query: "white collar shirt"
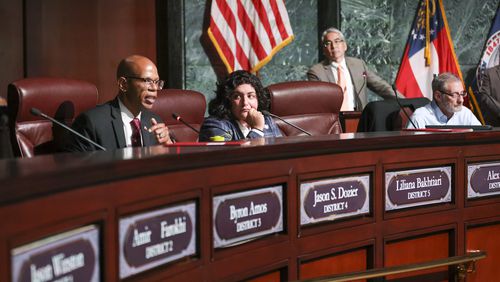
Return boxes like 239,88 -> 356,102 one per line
407,100 -> 481,129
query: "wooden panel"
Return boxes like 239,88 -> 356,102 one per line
300,248 -> 367,281
341,111 -> 362,133
466,223 -> 500,281
24,0 -> 156,103
344,117 -> 360,133
0,0 -> 24,101
246,270 -> 281,282
385,232 -> 449,280
2,132 -> 500,280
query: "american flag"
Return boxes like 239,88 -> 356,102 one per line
395,0 -> 463,100
208,0 -> 294,73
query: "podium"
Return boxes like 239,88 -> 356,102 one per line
1,130 -> 500,281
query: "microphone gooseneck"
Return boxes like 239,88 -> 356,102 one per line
391,85 -> 418,129
354,71 -> 367,111
172,113 -> 200,134
30,107 -> 107,151
261,110 -> 312,136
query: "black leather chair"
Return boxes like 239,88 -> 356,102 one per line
357,97 -> 430,132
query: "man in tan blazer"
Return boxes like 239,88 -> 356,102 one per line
307,27 -> 396,111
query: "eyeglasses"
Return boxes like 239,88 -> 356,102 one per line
439,90 -> 467,98
125,77 -> 165,89
323,39 -> 344,48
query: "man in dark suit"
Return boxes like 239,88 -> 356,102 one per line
307,27 -> 397,111
64,55 -> 173,152
478,64 -> 500,126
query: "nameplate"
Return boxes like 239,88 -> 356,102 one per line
300,174 -> 370,226
119,201 -> 196,279
213,185 -> 283,248
468,161 -> 500,199
11,225 -> 100,282
385,166 -> 452,211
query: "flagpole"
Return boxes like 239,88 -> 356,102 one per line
424,0 -> 431,66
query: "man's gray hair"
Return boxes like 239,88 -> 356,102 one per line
432,72 -> 461,92
321,27 -> 345,42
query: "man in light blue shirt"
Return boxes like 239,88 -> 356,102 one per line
407,73 -> 481,129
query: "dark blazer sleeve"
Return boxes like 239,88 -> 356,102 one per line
63,100 -> 121,152
246,116 -> 282,139
199,117 -> 236,141
478,66 -> 500,126
199,116 -> 281,141
140,110 -> 165,146
264,115 -> 282,138
63,112 -> 99,152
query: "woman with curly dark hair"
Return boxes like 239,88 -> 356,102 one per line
199,70 -> 282,141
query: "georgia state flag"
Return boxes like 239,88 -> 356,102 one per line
395,0 -> 463,99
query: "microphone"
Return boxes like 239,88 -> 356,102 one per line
391,85 -> 418,129
261,110 -> 312,136
30,108 -> 106,151
172,113 -> 200,134
353,71 -> 367,111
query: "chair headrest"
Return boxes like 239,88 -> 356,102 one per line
152,89 -> 206,125
8,77 -> 98,123
268,81 -> 343,116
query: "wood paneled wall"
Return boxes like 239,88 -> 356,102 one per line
0,0 -> 24,105
1,0 -> 156,103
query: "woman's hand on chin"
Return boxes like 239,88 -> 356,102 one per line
245,108 -> 265,131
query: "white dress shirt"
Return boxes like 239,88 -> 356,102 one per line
407,100 -> 481,129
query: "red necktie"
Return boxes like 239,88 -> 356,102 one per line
130,118 -> 142,147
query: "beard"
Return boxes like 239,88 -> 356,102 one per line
443,102 -> 462,114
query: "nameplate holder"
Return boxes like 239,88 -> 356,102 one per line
300,174 -> 370,226
118,201 -> 196,279
468,161 -> 500,199
11,225 -> 100,282
385,166 -> 452,211
213,185 -> 283,248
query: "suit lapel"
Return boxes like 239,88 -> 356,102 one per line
345,58 -> 361,92
322,60 -> 336,83
110,98 -> 126,149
